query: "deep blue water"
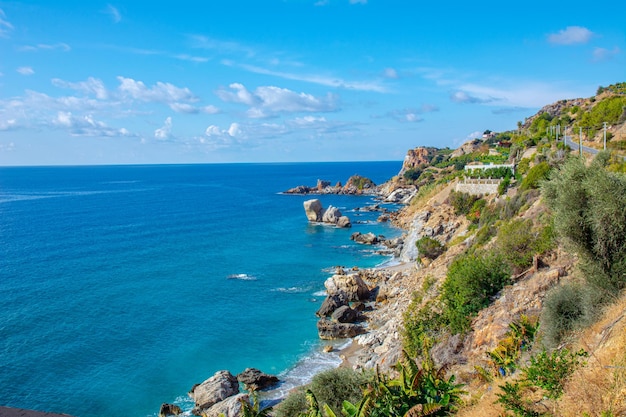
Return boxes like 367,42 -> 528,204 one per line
0,162 -> 402,417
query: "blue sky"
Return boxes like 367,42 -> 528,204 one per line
0,1 -> 624,165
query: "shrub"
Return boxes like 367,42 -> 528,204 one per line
448,190 -> 481,216
520,161 -> 551,190
403,168 -> 421,182
496,218 -> 554,271
442,252 -> 510,333
403,297 -> 443,358
523,348 -> 588,400
415,236 -> 445,260
540,283 -> 586,348
274,368 -> 372,417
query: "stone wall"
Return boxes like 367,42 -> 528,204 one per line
455,178 -> 501,195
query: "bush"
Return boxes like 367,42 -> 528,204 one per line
403,168 -> 422,182
442,252 -> 510,333
540,283 -> 586,348
496,218 -> 554,271
520,161 -> 551,190
448,190 -> 481,216
415,236 -> 445,260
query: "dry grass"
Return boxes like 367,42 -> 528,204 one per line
455,293 -> 626,417
556,294 -> 626,416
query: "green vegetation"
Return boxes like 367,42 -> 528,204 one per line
496,348 -> 587,416
447,190 -> 481,216
541,152 -> 626,345
441,252 -> 510,333
519,161 -> 551,190
274,368 -> 373,417
577,96 -> 626,137
415,236 -> 445,260
495,218 -> 554,271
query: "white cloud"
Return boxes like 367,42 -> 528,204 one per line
547,26 -> 593,45
0,119 -> 18,131
154,117 -> 173,140
52,111 -> 131,137
190,35 -> 256,57
450,90 -> 496,104
17,67 -> 35,76
205,123 -> 245,139
290,116 -> 327,126
216,83 -> 338,117
0,141 -> 16,151
105,4 -> 122,23
168,102 -> 220,114
117,77 -> 197,104
0,9 -> 13,38
20,43 -> 71,52
592,46 -> 621,62
383,68 -> 399,79
232,62 -> 388,93
52,77 -> 109,100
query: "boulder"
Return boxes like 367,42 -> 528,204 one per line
324,274 -> 371,301
303,199 -> 323,222
189,370 -> 239,414
317,318 -> 365,340
236,368 -> 279,391
350,232 -> 381,245
316,292 -> 349,317
159,403 -> 182,417
322,206 -> 342,223
337,216 -> 352,228
203,393 -> 248,417
331,305 -> 359,323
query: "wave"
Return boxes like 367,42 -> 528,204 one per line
271,286 -> 312,294
227,273 -> 257,281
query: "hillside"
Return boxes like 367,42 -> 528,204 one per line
268,82 -> 626,417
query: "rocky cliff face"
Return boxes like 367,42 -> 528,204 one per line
399,147 -> 433,176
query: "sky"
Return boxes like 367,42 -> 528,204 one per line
0,1 -> 624,166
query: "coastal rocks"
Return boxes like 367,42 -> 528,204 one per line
398,147 -> 435,177
303,199 -> 351,228
317,318 -> 365,339
159,403 -> 182,417
324,273 -> 371,302
203,393 -> 248,417
285,176 -> 379,195
316,292 -> 348,317
304,199 -> 324,222
331,305 -> 359,323
188,371 -> 239,415
385,188 -> 416,204
350,232 -> 382,245
236,368 -> 279,391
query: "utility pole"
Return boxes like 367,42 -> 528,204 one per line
556,124 -> 559,143
579,127 -> 583,157
604,122 -> 607,150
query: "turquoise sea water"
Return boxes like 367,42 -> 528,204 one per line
0,162 -> 402,417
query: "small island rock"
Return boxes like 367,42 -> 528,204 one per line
303,199 -> 323,222
236,368 -> 279,391
188,370 -> 239,415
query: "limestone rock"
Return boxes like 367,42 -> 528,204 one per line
350,232 -> 381,245
322,206 -> 342,223
236,368 -> 279,391
203,393 -> 248,417
399,147 -> 433,176
316,292 -> 349,317
303,199 -> 323,222
331,305 -> 359,323
317,318 -> 365,340
337,216 -> 352,228
324,274 -> 371,302
159,403 -> 182,417
189,370 -> 239,414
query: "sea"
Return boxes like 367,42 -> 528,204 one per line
0,161 -> 403,417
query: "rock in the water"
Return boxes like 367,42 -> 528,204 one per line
317,318 -> 365,340
316,292 -> 349,317
331,305 -> 359,323
236,368 -> 279,391
159,403 -> 182,417
203,393 -> 249,417
303,199 -> 323,222
350,232 -> 381,245
324,274 -> 371,301
189,370 -> 239,415
322,205 -> 342,224
337,216 -> 352,228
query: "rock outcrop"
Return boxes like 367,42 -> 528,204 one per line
236,368 -> 279,391
303,199 -> 351,228
399,147 -> 433,176
324,273 -> 371,302
285,176 -> 378,195
350,232 -> 382,245
202,393 -> 248,417
317,318 -> 365,339
159,403 -> 182,417
188,371 -> 240,416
